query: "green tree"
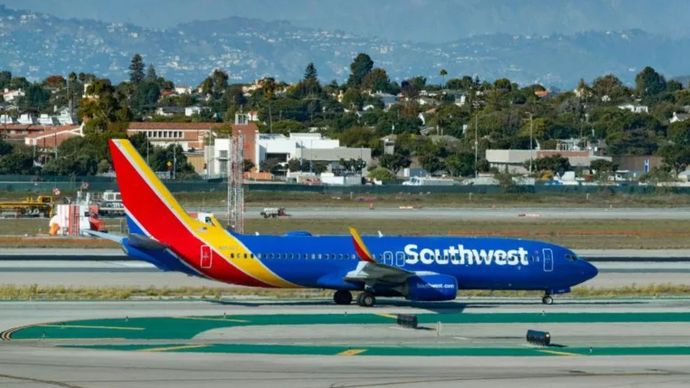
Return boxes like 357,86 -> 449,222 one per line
592,74 -> 629,101
0,71 -> 11,89
361,68 -> 392,93
0,147 -> 34,174
145,65 -> 157,82
347,53 -> 373,87
444,153 -> 474,177
533,155 -> 571,175
129,54 -> 145,84
439,68 -> 448,87
635,66 -> 666,97
341,88 -> 364,110
339,127 -> 378,148
304,62 -> 317,82
42,137 -> 102,176
419,154 -> 444,174
367,167 -> 396,183
400,78 -> 421,99
339,158 -> 366,172
379,153 -> 410,173
19,84 -> 50,112
0,139 -> 13,156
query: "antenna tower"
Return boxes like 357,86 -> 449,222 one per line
227,133 -> 245,233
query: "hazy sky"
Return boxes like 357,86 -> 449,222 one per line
2,0 -> 689,42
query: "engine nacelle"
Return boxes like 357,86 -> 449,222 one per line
405,274 -> 458,301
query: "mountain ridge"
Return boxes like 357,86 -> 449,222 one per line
1,4 -> 689,88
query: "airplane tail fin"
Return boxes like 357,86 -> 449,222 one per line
108,139 -> 193,242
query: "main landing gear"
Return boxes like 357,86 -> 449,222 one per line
333,290 -> 353,305
542,293 -> 553,305
333,290 -> 377,307
357,291 -> 376,307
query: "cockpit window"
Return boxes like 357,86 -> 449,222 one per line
565,253 -> 577,261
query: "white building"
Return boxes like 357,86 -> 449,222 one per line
2,88 -> 24,102
184,106 -> 210,117
56,108 -> 77,125
670,111 -> 690,124
38,114 -> 58,126
0,114 -> 15,124
174,86 -> 192,95
257,133 -> 340,162
17,113 -> 37,125
205,132 -> 371,178
618,103 -> 649,114
486,149 -> 612,174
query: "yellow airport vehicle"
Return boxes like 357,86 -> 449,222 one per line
0,195 -> 54,218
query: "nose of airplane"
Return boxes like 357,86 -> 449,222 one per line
581,260 -> 598,282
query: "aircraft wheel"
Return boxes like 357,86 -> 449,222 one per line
333,290 -> 352,305
542,295 -> 553,305
358,292 -> 376,307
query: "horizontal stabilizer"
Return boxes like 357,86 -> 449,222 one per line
127,233 -> 169,251
83,230 -> 124,244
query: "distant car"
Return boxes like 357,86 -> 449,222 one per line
260,207 -> 288,218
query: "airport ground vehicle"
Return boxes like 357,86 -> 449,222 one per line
90,139 -> 598,307
0,195 -> 53,217
260,207 -> 288,218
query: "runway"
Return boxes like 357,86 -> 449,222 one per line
2,299 -> 690,387
1,258 -> 688,287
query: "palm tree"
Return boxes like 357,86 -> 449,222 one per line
439,68 -> 448,89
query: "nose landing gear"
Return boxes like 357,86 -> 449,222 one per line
542,293 -> 553,305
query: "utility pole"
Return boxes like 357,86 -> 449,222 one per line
474,113 -> 479,178
226,128 -> 231,224
172,146 -> 177,180
529,112 -> 534,174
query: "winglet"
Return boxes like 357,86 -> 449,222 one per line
349,227 -> 376,262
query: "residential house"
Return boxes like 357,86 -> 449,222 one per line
154,106 -> 185,117
618,103 -> 649,114
184,106 -> 209,117
24,125 -> 83,149
17,113 -> 37,125
174,86 -> 192,95
670,111 -> 690,124
2,88 -> 24,102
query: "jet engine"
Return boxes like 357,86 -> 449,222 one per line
405,274 -> 458,301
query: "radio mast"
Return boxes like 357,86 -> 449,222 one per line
227,131 -> 245,233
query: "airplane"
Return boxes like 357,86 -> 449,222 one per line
91,139 -> 598,307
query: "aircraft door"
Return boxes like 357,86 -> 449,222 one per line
383,251 -> 394,266
395,251 -> 406,267
200,245 -> 212,269
542,248 -> 553,272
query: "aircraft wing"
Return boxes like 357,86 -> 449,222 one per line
345,227 -> 414,285
344,260 -> 413,285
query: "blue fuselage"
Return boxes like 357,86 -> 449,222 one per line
234,233 -> 597,294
